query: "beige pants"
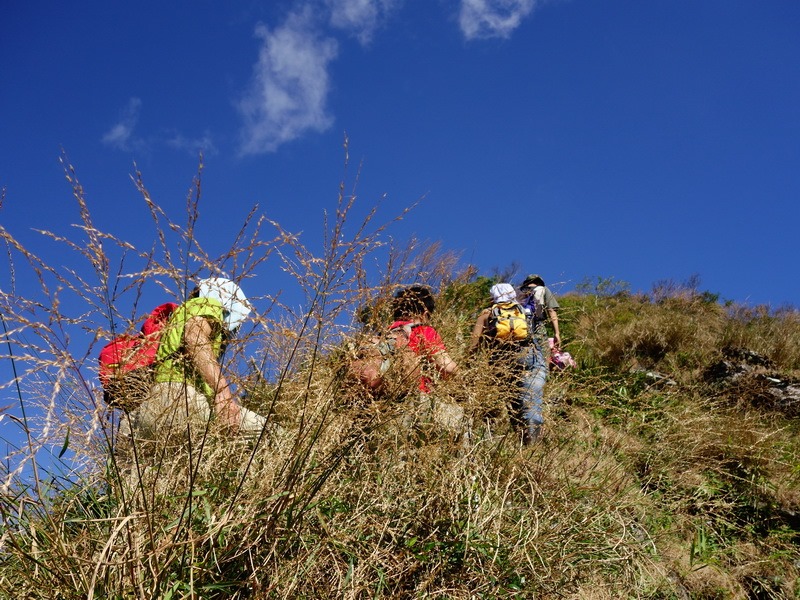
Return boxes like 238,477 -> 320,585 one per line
400,393 -> 471,437
121,381 -> 267,444
114,382 -> 271,499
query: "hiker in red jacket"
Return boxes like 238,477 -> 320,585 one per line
389,286 -> 458,392
387,286 -> 468,436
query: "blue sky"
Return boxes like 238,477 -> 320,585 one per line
2,0 -> 799,310
2,0 -> 799,483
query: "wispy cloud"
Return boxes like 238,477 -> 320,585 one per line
237,9 -> 339,155
101,97 -> 142,150
234,0 -> 540,153
166,131 -> 218,156
458,0 -> 537,40
326,0 -> 402,45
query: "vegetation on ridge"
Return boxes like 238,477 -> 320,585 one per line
0,160 -> 798,599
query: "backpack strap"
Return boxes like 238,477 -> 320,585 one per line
387,322 -> 422,348
491,302 -> 525,317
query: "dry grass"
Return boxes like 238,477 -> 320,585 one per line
1,154 -> 798,599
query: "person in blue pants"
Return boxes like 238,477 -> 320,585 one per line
517,274 -> 561,443
469,276 -> 561,445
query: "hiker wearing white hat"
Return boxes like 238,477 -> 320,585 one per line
124,277 -> 267,444
469,277 -> 561,445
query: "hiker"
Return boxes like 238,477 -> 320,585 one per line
357,286 -> 463,434
389,286 -> 465,435
517,274 -> 561,441
389,286 -> 459,391
469,276 -> 560,444
121,277 -> 267,444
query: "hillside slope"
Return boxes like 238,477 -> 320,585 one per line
1,278 -> 799,599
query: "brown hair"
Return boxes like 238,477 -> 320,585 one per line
391,286 -> 435,320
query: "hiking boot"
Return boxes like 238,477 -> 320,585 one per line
523,424 -> 542,446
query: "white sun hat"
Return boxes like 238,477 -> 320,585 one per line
489,283 -> 517,304
196,277 -> 251,332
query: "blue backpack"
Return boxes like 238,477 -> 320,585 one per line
522,286 -> 546,324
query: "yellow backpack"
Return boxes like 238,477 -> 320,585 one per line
488,302 -> 529,342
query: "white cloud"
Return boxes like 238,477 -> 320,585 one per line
327,0 -> 402,45
166,131 -> 218,156
237,9 -> 339,155
459,0 -> 537,40
234,0 -> 540,153
101,98 -> 142,150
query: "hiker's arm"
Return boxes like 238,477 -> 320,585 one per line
548,308 -> 561,349
432,350 -> 458,378
352,354 -> 386,391
468,311 -> 489,354
184,316 -> 241,431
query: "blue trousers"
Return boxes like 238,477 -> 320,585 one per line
513,339 -> 547,441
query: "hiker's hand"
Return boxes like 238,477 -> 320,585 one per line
215,392 -> 241,434
553,334 -> 562,350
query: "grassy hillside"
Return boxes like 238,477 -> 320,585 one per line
1,165 -> 798,599
2,279 -> 798,599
